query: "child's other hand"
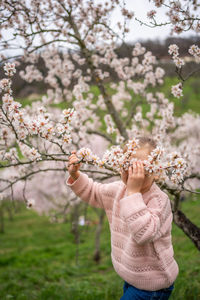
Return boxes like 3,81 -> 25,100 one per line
120,168 -> 128,185
127,161 -> 145,195
67,150 -> 81,181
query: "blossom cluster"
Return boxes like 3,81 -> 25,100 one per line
26,198 -> 36,209
0,78 -> 12,94
147,10 -> 156,19
3,63 -> 16,77
0,63 -> 77,163
151,0 -> 200,34
76,148 -> 102,167
168,44 -> 185,69
76,138 -> 187,185
17,141 -> 42,162
0,63 -> 16,94
168,44 -> 184,99
104,114 -> 116,134
168,43 -> 200,99
171,83 -> 183,99
188,45 -> 200,64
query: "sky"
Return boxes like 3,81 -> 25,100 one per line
111,0 -> 196,43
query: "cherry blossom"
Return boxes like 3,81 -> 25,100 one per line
26,198 -> 36,209
171,83 -> 183,98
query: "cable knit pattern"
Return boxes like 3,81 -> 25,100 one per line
66,172 -> 179,291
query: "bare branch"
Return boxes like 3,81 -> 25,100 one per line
87,129 -> 115,144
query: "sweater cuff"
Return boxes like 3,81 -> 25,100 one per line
66,172 -> 88,194
120,193 -> 147,219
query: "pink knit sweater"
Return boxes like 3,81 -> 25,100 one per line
66,172 -> 179,291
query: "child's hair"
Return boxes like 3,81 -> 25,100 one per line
122,135 -> 157,155
137,136 -> 157,154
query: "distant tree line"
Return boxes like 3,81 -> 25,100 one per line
1,36 -> 199,98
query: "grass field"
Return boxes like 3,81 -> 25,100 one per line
0,197 -> 200,300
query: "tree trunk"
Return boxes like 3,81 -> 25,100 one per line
83,202 -> 89,233
173,209 -> 200,251
93,209 -> 105,263
6,206 -> 13,221
170,192 -> 200,251
70,204 -> 80,266
67,13 -> 128,140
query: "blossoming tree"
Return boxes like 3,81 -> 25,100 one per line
0,0 -> 200,250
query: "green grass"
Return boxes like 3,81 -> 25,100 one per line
0,198 -> 199,300
16,76 -> 200,116
157,76 -> 200,115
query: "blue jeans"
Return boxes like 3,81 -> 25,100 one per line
120,281 -> 174,300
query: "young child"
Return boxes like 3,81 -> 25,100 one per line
66,136 -> 179,300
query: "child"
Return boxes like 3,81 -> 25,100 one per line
66,136 -> 178,300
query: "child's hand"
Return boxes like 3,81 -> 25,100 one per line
120,168 -> 128,184
126,161 -> 145,195
67,150 -> 81,181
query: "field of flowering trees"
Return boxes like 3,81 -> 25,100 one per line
0,0 -> 200,299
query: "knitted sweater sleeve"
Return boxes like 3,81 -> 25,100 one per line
120,191 -> 172,245
66,171 -> 119,210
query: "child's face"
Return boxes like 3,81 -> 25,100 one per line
120,146 -> 155,185
131,146 -> 150,161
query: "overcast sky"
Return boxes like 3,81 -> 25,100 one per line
112,0 -> 196,43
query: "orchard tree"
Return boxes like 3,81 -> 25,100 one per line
0,0 -> 200,252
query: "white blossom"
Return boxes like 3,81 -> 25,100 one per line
26,198 -> 35,209
171,83 -> 183,98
